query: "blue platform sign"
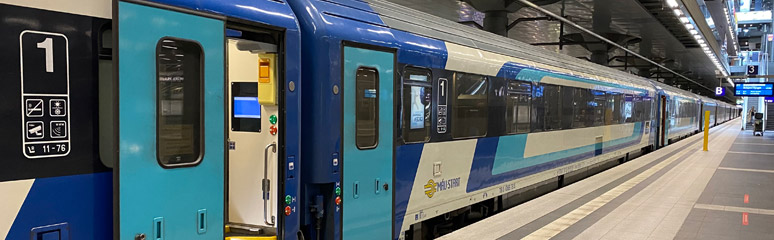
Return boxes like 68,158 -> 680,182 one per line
715,87 -> 725,96
734,83 -> 774,96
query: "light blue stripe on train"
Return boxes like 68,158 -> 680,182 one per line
492,123 -> 643,175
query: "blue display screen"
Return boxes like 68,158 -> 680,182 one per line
234,97 -> 261,118
734,83 -> 774,96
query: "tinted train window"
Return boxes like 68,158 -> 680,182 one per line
544,84 -> 562,130
624,94 -> 634,122
452,72 -> 488,138
506,81 -> 531,134
156,38 -> 203,167
356,67 -> 379,149
591,90 -> 606,126
531,84 -> 545,132
402,67 -> 432,143
607,92 -> 624,124
571,88 -> 591,128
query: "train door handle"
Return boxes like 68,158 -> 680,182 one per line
375,178 -> 380,194
263,142 -> 277,225
353,181 -> 359,199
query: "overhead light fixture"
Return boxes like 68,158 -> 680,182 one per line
666,0 -> 678,8
700,43 -> 707,48
679,17 -> 689,23
685,24 -> 694,30
690,29 -> 699,35
673,9 -> 682,16
698,39 -> 705,44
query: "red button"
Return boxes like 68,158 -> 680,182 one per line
285,206 -> 292,216
270,125 -> 278,135
335,196 -> 341,205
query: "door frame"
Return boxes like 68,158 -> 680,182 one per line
223,21 -> 289,234
659,95 -> 667,147
339,40 -> 397,240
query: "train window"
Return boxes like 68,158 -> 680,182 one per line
624,94 -> 634,122
591,90 -> 606,126
607,92 -> 623,125
356,67 -> 379,149
506,81 -> 531,134
571,88 -> 591,128
452,72 -> 488,138
561,86 -> 574,129
156,38 -> 203,167
531,83 -> 545,132
402,67 -> 432,143
544,84 -> 562,130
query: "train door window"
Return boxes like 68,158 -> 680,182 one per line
452,72 -> 488,138
156,38 -> 203,167
544,84 -> 562,130
506,81 -> 531,134
356,67 -> 379,149
402,67 -> 432,143
531,83 -> 545,132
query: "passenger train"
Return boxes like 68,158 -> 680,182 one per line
0,0 -> 739,239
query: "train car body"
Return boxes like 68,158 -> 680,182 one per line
651,82 -> 701,143
2,0 -> 304,239
0,1 -> 112,239
286,0 -> 661,239
0,0 -> 741,240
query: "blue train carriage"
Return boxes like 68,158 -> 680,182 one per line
650,82 -> 701,144
698,96 -> 719,128
285,0 -> 656,239
0,1 -> 112,239
113,0 -> 303,239
0,0 -> 299,239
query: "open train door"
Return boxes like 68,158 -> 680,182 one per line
115,1 -> 226,239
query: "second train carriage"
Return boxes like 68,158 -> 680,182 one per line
287,0 -> 738,239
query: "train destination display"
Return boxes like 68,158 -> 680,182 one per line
734,83 -> 774,96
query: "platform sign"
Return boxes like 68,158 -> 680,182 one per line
20,30 -> 71,158
734,83 -> 774,96
715,87 -> 725,96
747,65 -> 759,75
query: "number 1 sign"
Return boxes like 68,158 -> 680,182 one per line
20,30 -> 71,159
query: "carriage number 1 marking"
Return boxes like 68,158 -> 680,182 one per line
37,38 -> 54,72
437,78 -> 448,134
20,30 -> 71,159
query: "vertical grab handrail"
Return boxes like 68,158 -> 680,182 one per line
263,142 -> 277,225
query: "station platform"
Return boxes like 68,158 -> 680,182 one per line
440,119 -> 774,240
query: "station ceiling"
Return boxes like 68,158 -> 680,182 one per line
385,0 -> 736,100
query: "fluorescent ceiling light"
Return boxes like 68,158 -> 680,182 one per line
690,29 -> 699,35
673,9 -> 682,16
698,39 -> 705,44
680,17 -> 689,23
666,0 -> 678,8
685,24 -> 694,30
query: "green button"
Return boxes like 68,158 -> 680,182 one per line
335,187 -> 341,196
285,195 -> 292,204
270,115 -> 278,125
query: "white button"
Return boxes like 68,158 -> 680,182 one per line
288,162 -> 295,171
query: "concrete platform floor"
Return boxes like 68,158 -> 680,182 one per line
440,119 -> 773,240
